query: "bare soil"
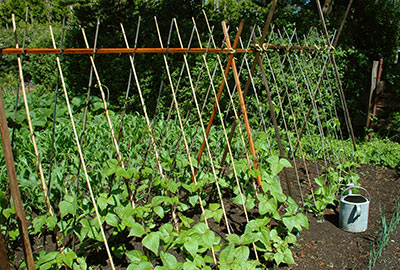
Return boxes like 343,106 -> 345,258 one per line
281,163 -> 400,270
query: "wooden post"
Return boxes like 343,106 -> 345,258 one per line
373,59 -> 384,117
366,60 -> 379,138
367,58 -> 384,141
0,88 -> 35,270
0,230 -> 10,270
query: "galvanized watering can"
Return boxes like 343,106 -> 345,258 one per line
339,185 -> 370,233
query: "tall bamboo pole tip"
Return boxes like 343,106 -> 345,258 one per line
11,14 -> 16,30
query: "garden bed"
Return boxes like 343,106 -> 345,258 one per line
283,163 -> 400,269
9,162 -> 400,269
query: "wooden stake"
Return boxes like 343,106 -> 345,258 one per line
0,231 -> 10,270
0,88 -> 35,270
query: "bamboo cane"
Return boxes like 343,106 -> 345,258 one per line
49,26 -> 116,270
191,17 -> 260,261
155,16 -> 233,234
12,14 -> 55,217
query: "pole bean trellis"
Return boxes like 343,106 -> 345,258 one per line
0,1 -> 357,268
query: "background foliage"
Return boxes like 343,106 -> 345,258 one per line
1,0 -> 400,136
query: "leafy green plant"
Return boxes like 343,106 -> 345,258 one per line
304,161 -> 360,215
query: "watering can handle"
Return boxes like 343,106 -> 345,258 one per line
340,186 -> 371,201
354,205 -> 361,219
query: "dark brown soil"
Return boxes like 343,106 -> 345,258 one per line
280,163 -> 400,270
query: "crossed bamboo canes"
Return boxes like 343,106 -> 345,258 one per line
48,26 -> 116,269
120,19 -> 221,263
12,15 -> 54,219
259,27 -> 316,206
119,23 -> 183,233
80,28 -> 137,209
155,16 -> 235,236
297,29 -> 342,168
4,6 -> 356,267
190,17 -> 260,260
200,13 -> 254,185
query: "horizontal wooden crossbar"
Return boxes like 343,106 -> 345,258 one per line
0,45 -> 328,55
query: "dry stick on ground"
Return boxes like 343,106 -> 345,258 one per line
0,89 -> 33,270
49,26 -> 116,270
191,17 -> 260,261
154,16 -> 232,235
81,28 -> 136,209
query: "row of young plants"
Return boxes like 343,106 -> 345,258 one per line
1,90 -> 310,269
2,86 -> 399,268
